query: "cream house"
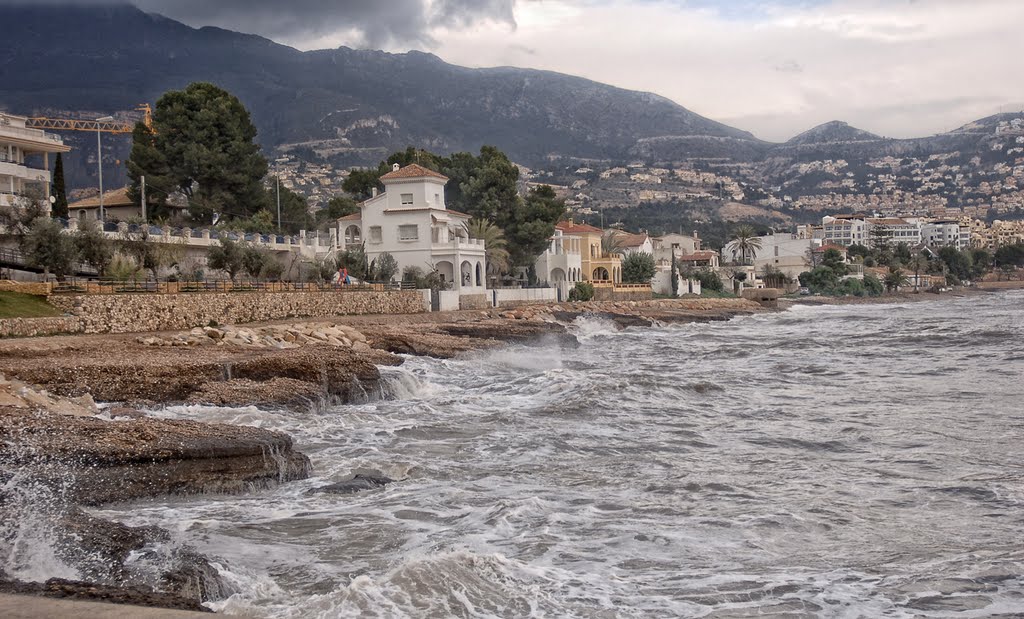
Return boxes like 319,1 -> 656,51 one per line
337,163 -> 487,295
0,112 -> 69,209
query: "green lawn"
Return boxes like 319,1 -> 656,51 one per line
0,291 -> 61,318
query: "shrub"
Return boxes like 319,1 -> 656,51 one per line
694,268 -> 723,292
568,281 -> 595,302
621,251 -> 656,283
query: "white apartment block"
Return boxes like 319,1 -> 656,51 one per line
821,216 -> 867,246
921,221 -> 964,250
337,163 -> 487,294
0,113 -> 70,209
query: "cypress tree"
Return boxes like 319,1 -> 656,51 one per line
51,152 -> 69,219
671,252 -> 679,297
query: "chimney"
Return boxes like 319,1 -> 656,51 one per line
392,163 -> 400,172
371,187 -> 377,198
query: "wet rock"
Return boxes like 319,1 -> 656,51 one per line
0,577 -> 212,612
185,378 -> 324,409
0,407 -> 312,506
313,474 -> 395,495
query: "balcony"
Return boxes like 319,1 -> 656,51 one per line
0,124 -> 64,144
0,161 -> 50,184
431,236 -> 486,254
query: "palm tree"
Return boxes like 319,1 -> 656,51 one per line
884,266 -> 910,293
466,218 -> 510,280
601,231 -> 626,257
910,254 -> 929,292
726,225 -> 762,265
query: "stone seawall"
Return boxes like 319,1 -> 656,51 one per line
458,294 -> 490,310
47,290 -> 426,334
0,316 -> 83,338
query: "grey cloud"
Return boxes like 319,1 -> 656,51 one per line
0,0 -> 517,49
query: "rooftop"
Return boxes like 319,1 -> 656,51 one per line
68,187 -> 133,209
379,163 -> 449,182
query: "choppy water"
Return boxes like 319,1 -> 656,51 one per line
84,291 -> 1024,616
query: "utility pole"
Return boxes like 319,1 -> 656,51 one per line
140,175 -> 147,222
275,160 -> 281,233
95,116 -> 114,221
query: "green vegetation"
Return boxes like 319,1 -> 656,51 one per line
694,268 -> 724,292
621,252 -> 656,283
467,218 -> 511,282
22,217 -> 78,281
50,152 -> 68,220
128,82 -> 269,225
568,281 -> 595,302
0,291 -> 61,318
725,225 -> 762,265
207,237 -> 246,281
369,252 -> 399,282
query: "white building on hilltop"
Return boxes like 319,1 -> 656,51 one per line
0,113 -> 70,209
337,163 -> 487,297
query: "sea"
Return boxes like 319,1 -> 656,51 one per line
47,292 -> 1024,616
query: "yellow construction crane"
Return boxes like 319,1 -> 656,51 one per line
25,104 -> 153,134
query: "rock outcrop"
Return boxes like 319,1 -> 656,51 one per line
0,408 -> 311,506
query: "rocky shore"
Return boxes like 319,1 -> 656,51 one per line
0,296 -> 767,612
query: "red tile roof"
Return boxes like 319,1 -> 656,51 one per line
556,221 -> 603,234
338,212 -> 362,221
379,163 -> 449,182
68,187 -> 134,209
681,250 -> 718,260
813,244 -> 848,253
612,231 -> 649,247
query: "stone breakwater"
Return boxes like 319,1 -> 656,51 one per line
44,289 -> 427,335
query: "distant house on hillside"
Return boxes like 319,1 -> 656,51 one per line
337,163 -> 487,298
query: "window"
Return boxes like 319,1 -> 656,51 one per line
401,193 -> 414,206
369,226 -> 382,243
398,224 -> 419,241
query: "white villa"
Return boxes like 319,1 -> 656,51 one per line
337,163 -> 488,296
0,112 -> 69,209
535,222 -> 584,299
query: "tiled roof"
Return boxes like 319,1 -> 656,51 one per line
681,250 -> 718,260
556,221 -> 603,234
379,163 -> 449,182
813,244 -> 848,253
612,232 -> 649,247
68,187 -> 134,209
338,212 -> 362,221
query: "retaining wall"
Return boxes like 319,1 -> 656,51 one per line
458,294 -> 490,310
46,290 -> 427,334
0,316 -> 83,338
492,288 -> 558,307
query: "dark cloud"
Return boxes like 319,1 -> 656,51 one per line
0,0 -> 517,49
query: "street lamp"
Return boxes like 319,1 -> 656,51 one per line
272,158 -> 288,235
95,116 -> 114,222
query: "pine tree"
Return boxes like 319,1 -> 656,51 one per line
50,152 -> 68,219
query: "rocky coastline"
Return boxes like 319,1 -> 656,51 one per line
0,297 -> 767,612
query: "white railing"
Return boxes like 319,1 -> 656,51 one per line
0,124 -> 64,144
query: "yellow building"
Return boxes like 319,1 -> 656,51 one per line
558,220 -> 622,283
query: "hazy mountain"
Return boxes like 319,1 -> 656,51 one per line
785,121 -> 883,146
0,2 -> 764,185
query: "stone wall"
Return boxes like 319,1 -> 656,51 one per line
458,294 -> 490,310
0,281 -> 53,296
592,284 -> 653,302
492,288 -> 558,308
47,290 -> 426,334
0,316 -> 83,338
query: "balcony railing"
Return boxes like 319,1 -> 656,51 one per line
0,124 -> 64,143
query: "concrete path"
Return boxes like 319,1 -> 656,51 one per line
0,594 -> 218,618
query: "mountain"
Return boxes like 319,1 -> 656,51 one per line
0,2 -> 765,189
786,121 -> 883,146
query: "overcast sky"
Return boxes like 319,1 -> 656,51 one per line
129,0 -> 1024,142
